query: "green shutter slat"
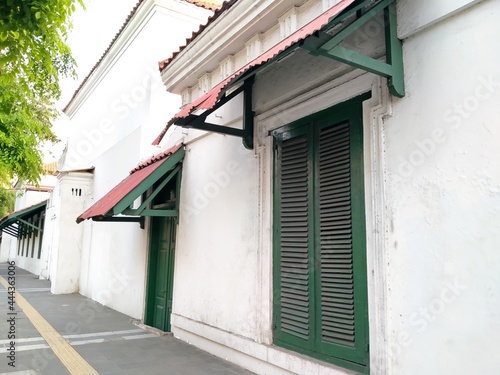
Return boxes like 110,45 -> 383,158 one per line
282,247 -> 309,253
319,196 -> 350,206
319,165 -> 350,177
279,135 -> 310,341
282,164 -> 309,174
318,122 -> 357,348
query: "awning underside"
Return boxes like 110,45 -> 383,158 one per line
0,200 -> 47,238
76,144 -> 184,224
153,0 -> 403,148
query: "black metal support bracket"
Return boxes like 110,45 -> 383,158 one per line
93,216 -> 145,229
93,216 -> 142,223
17,218 -> 43,234
176,77 -> 255,149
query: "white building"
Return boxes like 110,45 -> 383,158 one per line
0,164 -> 57,275
39,0 -> 216,316
7,0 -> 499,374
79,0 -> 499,374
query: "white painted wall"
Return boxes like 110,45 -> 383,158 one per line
174,132 -> 259,338
384,1 -> 500,374
170,68 -> 381,375
40,193 -> 58,280
163,3 -> 384,373
43,182 -> 62,282
14,191 -> 48,210
49,172 -> 93,294
14,232 -> 44,276
60,1 -> 213,319
79,129 -> 148,319
397,0 -> 484,39
161,0 -> 500,374
0,235 -> 12,263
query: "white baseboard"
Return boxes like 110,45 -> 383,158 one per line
172,314 -> 359,375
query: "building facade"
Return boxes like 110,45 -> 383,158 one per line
4,0 -> 498,374
36,0 -> 215,314
131,0 -> 496,374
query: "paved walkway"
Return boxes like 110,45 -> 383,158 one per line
0,264 -> 254,375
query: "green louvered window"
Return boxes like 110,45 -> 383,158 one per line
272,94 -> 370,374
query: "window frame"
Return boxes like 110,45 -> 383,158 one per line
272,93 -> 371,374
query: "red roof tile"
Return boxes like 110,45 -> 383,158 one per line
26,185 -> 54,193
158,0 -> 238,71
130,143 -> 183,173
184,0 -> 222,11
153,0 -> 355,145
76,144 -> 182,223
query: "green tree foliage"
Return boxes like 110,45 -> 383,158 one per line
0,0 -> 83,183
0,171 -> 15,217
0,186 -> 15,217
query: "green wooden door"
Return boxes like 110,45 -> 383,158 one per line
147,216 -> 176,332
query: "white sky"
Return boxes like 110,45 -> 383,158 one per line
45,0 -> 140,161
59,0 -> 140,107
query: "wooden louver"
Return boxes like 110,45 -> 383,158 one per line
273,94 -> 369,372
279,135 -> 310,340
318,122 -> 356,347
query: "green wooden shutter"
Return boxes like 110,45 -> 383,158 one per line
317,122 -> 355,346
273,94 -> 369,372
275,134 -> 312,346
315,113 -> 368,366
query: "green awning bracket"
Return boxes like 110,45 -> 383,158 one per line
176,76 -> 255,149
17,218 -> 43,234
111,148 -> 185,217
82,148 -> 185,227
122,164 -> 182,217
300,0 -> 404,97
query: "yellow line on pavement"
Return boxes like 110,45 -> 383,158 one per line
0,276 -> 99,375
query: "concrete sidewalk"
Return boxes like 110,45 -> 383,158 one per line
0,264 -> 254,375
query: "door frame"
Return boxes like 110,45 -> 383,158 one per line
144,166 -> 182,331
144,216 -> 177,331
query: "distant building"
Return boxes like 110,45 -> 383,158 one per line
0,163 -> 57,274
5,1 -> 499,374
0,0 -> 215,307
82,0 -> 498,374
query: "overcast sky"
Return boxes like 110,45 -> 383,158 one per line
46,0 -> 140,161
59,0 -> 140,107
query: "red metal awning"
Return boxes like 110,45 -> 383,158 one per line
76,144 -> 183,223
152,0 -> 355,145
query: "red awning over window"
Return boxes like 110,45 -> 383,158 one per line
77,144 -> 183,223
153,0 -> 355,145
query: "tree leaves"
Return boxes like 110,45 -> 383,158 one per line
0,0 -> 84,184
0,186 -> 15,217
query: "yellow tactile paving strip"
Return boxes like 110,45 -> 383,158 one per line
0,276 -> 99,374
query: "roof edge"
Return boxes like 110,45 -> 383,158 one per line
63,0 -> 218,116
158,0 -> 237,72
0,200 -> 48,223
63,0 -> 148,115
184,0 -> 222,11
